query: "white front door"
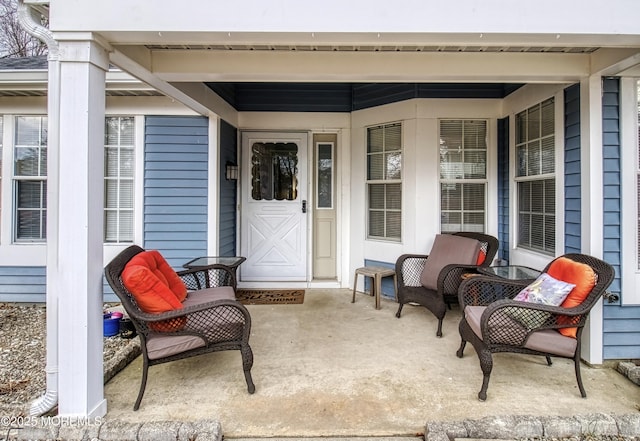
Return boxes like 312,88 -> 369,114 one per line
240,132 -> 308,281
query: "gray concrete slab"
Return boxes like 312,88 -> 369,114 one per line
103,289 -> 640,438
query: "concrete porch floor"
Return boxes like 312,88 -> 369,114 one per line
103,288 -> 640,438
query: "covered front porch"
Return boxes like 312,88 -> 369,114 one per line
102,289 -> 638,438
13,0 -> 640,420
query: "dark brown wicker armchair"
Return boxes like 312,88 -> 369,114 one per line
104,245 -> 255,410
395,232 -> 499,337
456,253 -> 614,401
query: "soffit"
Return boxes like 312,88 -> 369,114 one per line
145,43 -> 599,54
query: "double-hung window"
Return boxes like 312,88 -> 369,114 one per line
515,98 -> 555,254
439,120 -> 487,233
14,116 -> 47,242
104,116 -> 134,243
367,123 -> 402,241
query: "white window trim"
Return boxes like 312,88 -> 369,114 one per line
0,113 -> 144,267
509,90 -> 565,269
103,115 -> 144,264
0,114 -> 47,266
365,122 -> 403,243
438,118 -> 489,234
13,115 -> 48,244
620,77 -> 640,305
104,116 -> 136,244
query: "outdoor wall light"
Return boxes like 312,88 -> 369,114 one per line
225,161 -> 239,180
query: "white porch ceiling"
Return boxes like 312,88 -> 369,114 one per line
146,43 -> 600,54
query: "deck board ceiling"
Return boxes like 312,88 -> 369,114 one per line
147,44 -> 599,53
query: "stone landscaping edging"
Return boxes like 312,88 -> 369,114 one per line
425,413 -> 640,441
617,362 -> 640,387
9,419 -> 223,441
103,337 -> 141,384
10,413 -> 640,441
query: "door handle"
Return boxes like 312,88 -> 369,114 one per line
302,200 -> 307,213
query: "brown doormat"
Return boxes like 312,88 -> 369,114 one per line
236,289 -> 305,305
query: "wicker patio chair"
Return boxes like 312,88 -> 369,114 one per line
456,253 -> 614,401
395,232 -> 499,337
104,245 -> 255,411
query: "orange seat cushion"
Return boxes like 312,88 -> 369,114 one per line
547,256 -> 597,338
122,250 -> 188,331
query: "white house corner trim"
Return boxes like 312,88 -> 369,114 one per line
208,115 -> 220,254
620,78 -> 640,305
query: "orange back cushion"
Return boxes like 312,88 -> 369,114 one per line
122,250 -> 188,331
126,250 -> 187,302
547,256 -> 597,338
476,241 -> 489,265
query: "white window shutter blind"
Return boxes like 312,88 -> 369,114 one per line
439,119 -> 487,233
367,123 -> 402,241
104,117 -> 135,243
515,99 -> 556,254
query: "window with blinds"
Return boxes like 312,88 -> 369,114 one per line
515,98 -> 555,254
439,120 -> 487,233
13,116 -> 47,242
367,123 -> 402,241
104,116 -> 134,243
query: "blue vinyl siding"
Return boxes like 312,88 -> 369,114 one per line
0,267 -> 46,302
564,84 -> 582,253
219,120 -> 238,257
497,117 -> 509,262
144,116 -> 209,269
601,77 -> 640,359
362,259 -> 396,299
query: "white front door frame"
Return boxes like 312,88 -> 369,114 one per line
240,131 -> 310,283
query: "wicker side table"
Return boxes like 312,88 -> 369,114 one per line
352,266 -> 397,310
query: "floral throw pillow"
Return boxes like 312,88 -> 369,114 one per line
515,273 -> 575,305
506,273 -> 575,329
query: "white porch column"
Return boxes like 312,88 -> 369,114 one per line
54,38 -> 109,417
579,75 -> 604,364
207,114 -> 220,255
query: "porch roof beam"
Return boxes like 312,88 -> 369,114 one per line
108,46 -> 212,116
133,49 -> 592,83
590,48 -> 640,76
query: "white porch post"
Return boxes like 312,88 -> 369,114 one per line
54,38 -> 109,417
579,75 -> 605,364
207,114 -> 220,255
